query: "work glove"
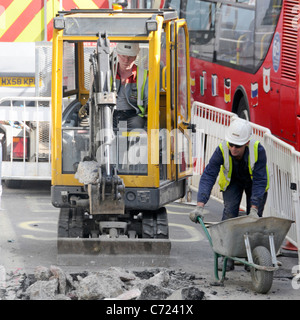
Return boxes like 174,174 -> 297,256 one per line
248,207 -> 259,218
189,206 -> 204,223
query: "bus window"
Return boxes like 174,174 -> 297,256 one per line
184,0 -> 216,61
236,0 -> 256,4
215,4 -> 255,68
255,0 -> 282,65
186,0 -> 215,32
182,0 -> 282,74
164,0 -> 181,14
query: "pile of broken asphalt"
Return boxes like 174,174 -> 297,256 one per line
0,265 -> 211,300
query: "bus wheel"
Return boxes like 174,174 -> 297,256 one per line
236,96 -> 250,120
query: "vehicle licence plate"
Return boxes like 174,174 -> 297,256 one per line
0,76 -> 35,87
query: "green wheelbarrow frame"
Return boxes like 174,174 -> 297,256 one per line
196,215 -> 294,293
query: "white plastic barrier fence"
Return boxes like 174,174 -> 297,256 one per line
191,101 -> 300,263
263,133 -> 300,257
0,97 -> 51,181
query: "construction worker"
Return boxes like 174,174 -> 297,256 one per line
190,118 -> 269,270
78,42 -> 148,129
113,42 -> 148,129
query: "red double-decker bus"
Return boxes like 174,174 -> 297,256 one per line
164,0 -> 300,150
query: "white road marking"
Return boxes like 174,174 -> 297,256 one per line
18,220 -> 57,233
169,223 -> 204,242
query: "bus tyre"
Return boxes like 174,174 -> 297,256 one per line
236,96 -> 250,121
250,246 -> 273,294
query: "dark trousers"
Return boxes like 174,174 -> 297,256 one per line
221,182 -> 268,221
113,110 -> 146,129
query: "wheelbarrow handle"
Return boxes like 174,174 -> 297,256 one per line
196,216 -> 213,248
195,216 -> 225,282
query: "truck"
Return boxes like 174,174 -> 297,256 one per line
50,7 -> 193,256
0,43 -> 52,187
0,0 -> 110,187
0,0 -> 179,188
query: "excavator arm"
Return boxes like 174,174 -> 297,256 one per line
76,32 -> 125,215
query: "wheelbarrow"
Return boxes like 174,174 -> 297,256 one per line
193,215 -> 294,294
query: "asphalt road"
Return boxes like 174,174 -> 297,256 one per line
0,180 -> 299,300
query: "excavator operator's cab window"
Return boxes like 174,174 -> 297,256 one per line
61,40 -> 150,176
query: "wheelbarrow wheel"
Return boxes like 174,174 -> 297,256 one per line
250,246 -> 273,294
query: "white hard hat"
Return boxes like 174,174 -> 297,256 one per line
225,118 -> 252,146
116,42 -> 139,56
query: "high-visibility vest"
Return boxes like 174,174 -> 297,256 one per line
136,67 -> 148,116
218,140 -> 269,192
113,66 -> 148,117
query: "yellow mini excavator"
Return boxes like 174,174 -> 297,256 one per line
51,7 -> 193,261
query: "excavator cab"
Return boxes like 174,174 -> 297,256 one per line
51,8 -> 192,257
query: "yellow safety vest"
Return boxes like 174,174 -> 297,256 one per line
218,140 -> 269,192
112,66 -> 148,116
136,67 -> 148,117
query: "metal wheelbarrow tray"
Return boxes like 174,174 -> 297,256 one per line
209,216 -> 293,258
197,215 -> 294,294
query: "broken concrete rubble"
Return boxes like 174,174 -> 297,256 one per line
0,265 -> 207,300
167,286 -> 205,300
26,278 -> 59,300
76,272 -> 124,300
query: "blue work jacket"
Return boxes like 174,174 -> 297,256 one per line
197,141 -> 269,207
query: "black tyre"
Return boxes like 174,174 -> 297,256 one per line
236,96 -> 250,120
250,246 -> 274,294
